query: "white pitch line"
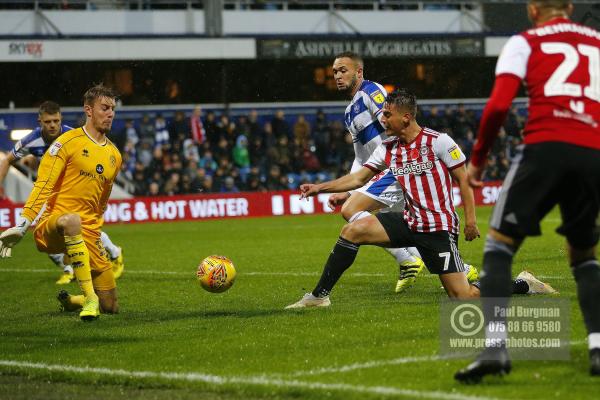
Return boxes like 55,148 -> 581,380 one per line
0,360 -> 500,400
0,268 -> 387,278
286,354 -> 457,377
286,339 -> 588,377
0,268 -> 572,280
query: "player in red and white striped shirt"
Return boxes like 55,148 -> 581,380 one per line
364,126 -> 466,235
285,90 -> 549,309
286,89 -> 483,308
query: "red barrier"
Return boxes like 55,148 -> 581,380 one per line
0,181 -> 504,227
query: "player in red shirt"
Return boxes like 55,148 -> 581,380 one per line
456,0 -> 600,382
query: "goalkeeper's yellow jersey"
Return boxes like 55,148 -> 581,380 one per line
22,127 -> 122,232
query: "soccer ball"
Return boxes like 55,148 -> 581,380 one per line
196,255 -> 236,293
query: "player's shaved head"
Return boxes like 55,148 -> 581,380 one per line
334,51 -> 364,69
527,0 -> 572,24
83,84 -> 118,106
386,89 -> 417,117
528,0 -> 571,11
38,101 -> 60,116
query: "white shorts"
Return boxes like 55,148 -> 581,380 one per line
355,169 -> 405,210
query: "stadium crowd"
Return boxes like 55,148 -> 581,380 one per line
108,105 -> 525,196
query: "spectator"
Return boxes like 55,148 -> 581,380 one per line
301,144 -> 321,172
221,176 -> 239,193
190,105 -> 206,144
265,165 -> 286,191
198,150 -> 218,173
248,109 -> 261,138
138,114 -> 156,146
190,167 -> 207,193
170,111 -> 190,147
154,114 -> 170,149
312,109 -> 330,165
163,172 -> 181,196
204,110 -> 219,147
271,110 -> 290,138
293,114 -> 311,148
201,175 -> 215,193
137,140 -> 154,168
147,181 -> 161,196
183,138 -> 200,165
232,135 -> 251,181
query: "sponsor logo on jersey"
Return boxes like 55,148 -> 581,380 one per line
79,170 -> 96,179
82,148 -> 89,157
49,142 -> 62,156
96,164 -> 104,174
370,90 -> 385,104
390,160 -> 434,176
110,155 -> 116,168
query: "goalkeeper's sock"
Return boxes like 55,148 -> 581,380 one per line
68,294 -> 85,308
65,235 -> 96,299
312,237 -> 359,298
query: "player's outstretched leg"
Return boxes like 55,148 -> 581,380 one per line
286,236 -> 358,309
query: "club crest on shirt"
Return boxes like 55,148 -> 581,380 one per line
370,90 -> 385,104
408,148 -> 420,160
96,164 -> 104,174
49,142 -> 62,156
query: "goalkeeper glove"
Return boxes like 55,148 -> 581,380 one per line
0,216 -> 31,258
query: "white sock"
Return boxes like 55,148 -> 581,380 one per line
48,253 -> 65,269
101,231 -> 121,260
385,247 -> 417,265
407,247 -> 421,259
589,333 -> 600,350
63,265 -> 74,274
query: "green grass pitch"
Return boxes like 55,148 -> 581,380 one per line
0,207 -> 596,400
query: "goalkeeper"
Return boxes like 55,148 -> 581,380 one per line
0,84 -> 122,321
